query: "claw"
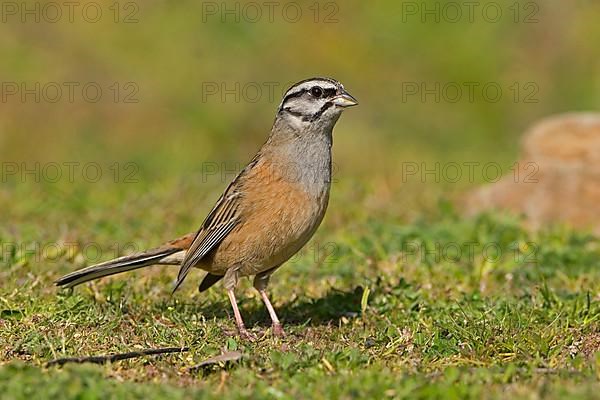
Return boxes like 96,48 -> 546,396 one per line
238,328 -> 258,341
272,323 -> 286,338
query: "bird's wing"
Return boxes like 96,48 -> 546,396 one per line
172,190 -> 242,292
173,156 -> 260,292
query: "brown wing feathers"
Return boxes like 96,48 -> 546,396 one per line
172,191 -> 242,292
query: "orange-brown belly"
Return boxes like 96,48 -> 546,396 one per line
199,158 -> 329,276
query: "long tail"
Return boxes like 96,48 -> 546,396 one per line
55,234 -> 194,288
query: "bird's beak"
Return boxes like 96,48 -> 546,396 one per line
332,90 -> 359,108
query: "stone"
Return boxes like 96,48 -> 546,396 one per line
463,113 -> 600,233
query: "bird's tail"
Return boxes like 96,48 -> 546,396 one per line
55,234 -> 194,288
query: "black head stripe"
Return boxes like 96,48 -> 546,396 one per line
279,77 -> 341,118
324,88 -> 337,97
283,77 -> 339,98
281,88 -> 308,106
281,85 -> 337,109
290,77 -> 339,89
283,107 -> 304,118
306,101 -> 333,121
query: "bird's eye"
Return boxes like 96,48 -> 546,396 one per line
310,86 -> 323,98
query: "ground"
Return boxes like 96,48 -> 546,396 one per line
1,174 -> 600,399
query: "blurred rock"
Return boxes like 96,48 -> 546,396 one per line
464,113 -> 600,233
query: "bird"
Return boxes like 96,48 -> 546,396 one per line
55,77 -> 358,339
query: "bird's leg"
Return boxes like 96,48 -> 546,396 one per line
254,271 -> 285,337
259,290 -> 285,337
224,268 -> 255,340
226,289 -> 255,340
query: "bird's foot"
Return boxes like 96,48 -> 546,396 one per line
272,323 -> 286,338
238,327 -> 258,341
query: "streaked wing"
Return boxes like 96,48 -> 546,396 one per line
172,189 -> 242,292
173,154 -> 262,292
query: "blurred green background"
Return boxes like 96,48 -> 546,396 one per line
1,0 -> 599,234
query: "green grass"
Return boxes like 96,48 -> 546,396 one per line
2,185 -> 600,399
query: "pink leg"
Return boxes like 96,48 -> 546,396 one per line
227,289 -> 255,340
259,290 -> 285,337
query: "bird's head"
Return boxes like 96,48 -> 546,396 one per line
276,77 -> 358,132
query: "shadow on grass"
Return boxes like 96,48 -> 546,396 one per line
280,286 -> 364,326
194,286 -> 365,328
